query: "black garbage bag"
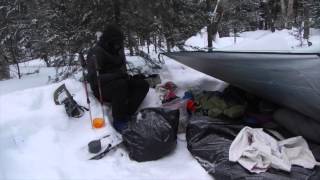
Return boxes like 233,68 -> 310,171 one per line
186,116 -> 320,180
122,108 -> 179,162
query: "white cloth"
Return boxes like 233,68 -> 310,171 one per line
229,126 -> 320,173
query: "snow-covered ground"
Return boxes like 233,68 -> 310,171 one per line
0,55 -> 221,180
185,28 -> 320,52
0,28 -> 319,180
0,59 -> 56,96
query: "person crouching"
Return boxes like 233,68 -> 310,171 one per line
87,24 -> 149,133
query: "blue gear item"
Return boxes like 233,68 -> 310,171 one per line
183,91 -> 194,100
113,119 -> 129,133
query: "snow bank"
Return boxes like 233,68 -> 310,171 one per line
185,27 -> 209,48
0,59 -> 56,96
186,28 -> 320,52
0,56 -> 220,180
160,57 -> 226,96
0,67 -> 56,96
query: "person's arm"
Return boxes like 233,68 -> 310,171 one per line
95,49 -> 128,84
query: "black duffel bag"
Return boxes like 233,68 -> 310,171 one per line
123,108 -> 179,162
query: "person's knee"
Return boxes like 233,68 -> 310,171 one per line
114,79 -> 128,88
104,79 -> 128,102
112,79 -> 128,92
139,79 -> 149,95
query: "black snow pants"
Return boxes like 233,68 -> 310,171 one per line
100,77 -> 149,120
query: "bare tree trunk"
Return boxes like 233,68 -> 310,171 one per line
270,1 -> 278,32
206,0 -> 213,50
219,23 -> 230,38
212,13 -> 223,41
112,0 -> 121,24
13,55 -> 21,79
303,1 -> 310,40
127,28 -> 134,56
287,0 -> 294,29
139,36 -> 144,46
234,27 -> 237,44
166,37 -> 171,52
207,25 -> 213,50
263,1 -> 271,30
158,35 -> 162,50
280,0 -> 287,28
134,42 -> 140,55
42,54 -> 50,67
147,37 -> 150,54
211,0 -> 223,42
154,35 -> 157,53
0,55 -> 10,80
171,40 -> 175,50
10,39 -> 21,79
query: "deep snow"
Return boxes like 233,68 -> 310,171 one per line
0,28 -> 319,180
0,56 -> 220,180
0,60 -> 55,96
185,28 -> 320,52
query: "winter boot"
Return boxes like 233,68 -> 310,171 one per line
113,119 -> 129,134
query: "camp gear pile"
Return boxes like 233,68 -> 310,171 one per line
153,83 -> 320,179
58,49 -> 320,179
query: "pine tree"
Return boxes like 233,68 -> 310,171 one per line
1,0 -> 319,82
311,0 -> 320,28
0,0 -> 33,78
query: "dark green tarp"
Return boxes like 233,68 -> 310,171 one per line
164,51 -> 320,122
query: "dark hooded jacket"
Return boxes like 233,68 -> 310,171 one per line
87,25 -> 128,96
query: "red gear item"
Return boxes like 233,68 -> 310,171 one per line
186,100 -> 196,112
163,81 -> 177,91
163,91 -> 178,103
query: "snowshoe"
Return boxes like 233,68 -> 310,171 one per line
63,96 -> 88,118
53,84 -> 88,118
53,84 -> 72,105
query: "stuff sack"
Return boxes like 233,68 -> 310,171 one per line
122,108 -> 179,162
186,116 -> 320,180
193,86 -> 247,119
